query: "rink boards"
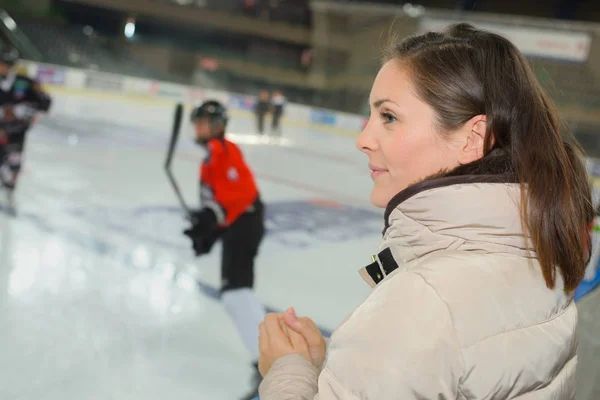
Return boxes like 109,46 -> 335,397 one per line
23,58 -> 600,303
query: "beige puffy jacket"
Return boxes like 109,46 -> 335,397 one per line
260,165 -> 578,399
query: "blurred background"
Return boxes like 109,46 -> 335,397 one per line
3,0 -> 600,399
5,0 -> 600,145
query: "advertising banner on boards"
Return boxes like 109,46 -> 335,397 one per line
36,65 -> 66,85
85,72 -> 123,92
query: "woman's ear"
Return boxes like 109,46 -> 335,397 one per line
460,115 -> 486,164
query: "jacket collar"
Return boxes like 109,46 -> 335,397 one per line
384,148 -> 517,232
359,149 -> 534,288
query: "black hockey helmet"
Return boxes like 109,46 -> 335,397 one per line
190,100 -> 228,132
0,47 -> 19,67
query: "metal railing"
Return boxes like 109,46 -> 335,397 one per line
0,10 -> 43,61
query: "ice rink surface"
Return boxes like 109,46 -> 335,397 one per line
0,89 -> 598,399
0,90 -> 376,399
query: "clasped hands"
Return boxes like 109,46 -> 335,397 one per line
258,307 -> 327,377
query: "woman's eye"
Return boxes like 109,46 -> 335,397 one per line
380,111 -> 396,124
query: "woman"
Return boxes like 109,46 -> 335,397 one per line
257,23 -> 593,399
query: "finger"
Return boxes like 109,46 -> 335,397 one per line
300,317 -> 325,342
287,324 -> 307,349
259,322 -> 269,357
287,326 -> 311,361
279,318 -> 291,339
283,307 -> 300,329
284,313 -> 322,346
258,322 -> 268,377
301,316 -> 320,332
263,314 -> 291,350
286,306 -> 297,318
265,313 -> 286,339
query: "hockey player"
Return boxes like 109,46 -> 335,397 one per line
0,47 -> 51,194
182,100 -> 266,400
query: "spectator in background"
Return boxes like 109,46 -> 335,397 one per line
257,23 -> 593,399
255,90 -> 270,135
270,90 -> 285,136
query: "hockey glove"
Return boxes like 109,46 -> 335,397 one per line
186,208 -> 218,236
183,208 -> 221,256
183,228 -> 222,256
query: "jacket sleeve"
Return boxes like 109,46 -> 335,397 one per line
259,355 -> 359,400
29,81 -> 52,112
259,271 -> 463,400
20,77 -> 52,112
199,144 -> 226,225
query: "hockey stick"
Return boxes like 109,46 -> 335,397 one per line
165,102 -> 193,219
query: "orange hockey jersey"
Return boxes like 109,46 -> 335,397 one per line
200,137 -> 259,227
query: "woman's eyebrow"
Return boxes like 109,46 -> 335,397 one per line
372,98 -> 390,108
372,98 -> 402,108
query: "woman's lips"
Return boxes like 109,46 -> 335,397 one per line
369,164 -> 388,180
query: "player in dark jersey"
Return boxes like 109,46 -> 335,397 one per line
0,47 -> 51,195
254,90 -> 270,135
183,100 -> 266,400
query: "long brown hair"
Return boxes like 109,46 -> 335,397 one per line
384,23 -> 593,292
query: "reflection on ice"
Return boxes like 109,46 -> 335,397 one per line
42,237 -> 64,267
131,245 -> 152,269
8,237 -> 90,299
9,247 -> 40,297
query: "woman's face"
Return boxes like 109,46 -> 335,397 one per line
357,61 -> 469,208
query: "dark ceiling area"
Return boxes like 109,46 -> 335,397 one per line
332,0 -> 600,22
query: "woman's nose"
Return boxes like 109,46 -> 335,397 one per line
356,119 -> 378,153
